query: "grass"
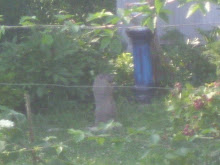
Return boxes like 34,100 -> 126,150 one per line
4,95 -> 220,165
24,97 -> 170,165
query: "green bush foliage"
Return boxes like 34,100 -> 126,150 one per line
201,27 -> 220,77
0,1 -> 219,164
161,30 -> 217,86
0,105 -> 26,164
0,25 -> 122,112
0,0 -> 115,25
114,52 -> 134,85
167,81 -> 220,136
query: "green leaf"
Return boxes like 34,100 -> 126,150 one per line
159,11 -> 169,23
90,37 -> 100,43
109,38 -> 122,54
198,3 -> 207,15
96,137 -> 105,145
56,146 -> 63,156
106,16 -> 120,24
43,136 -> 57,142
41,34 -> 54,46
102,29 -> 115,38
87,10 -> 113,22
143,17 -> 156,31
19,16 -> 37,25
55,14 -> 74,23
68,129 -> 85,143
100,37 -> 111,50
95,120 -> 122,131
173,132 -> 187,141
155,0 -> 164,14
123,16 -> 131,24
186,3 -> 200,18
201,128 -> 217,134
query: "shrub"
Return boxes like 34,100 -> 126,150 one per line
0,27 -> 122,112
167,81 -> 220,137
0,105 -> 26,164
161,30 -> 217,86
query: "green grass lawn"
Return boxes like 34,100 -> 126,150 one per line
5,94 -> 219,165
26,98 -> 170,165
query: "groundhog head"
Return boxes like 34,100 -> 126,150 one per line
98,74 -> 114,84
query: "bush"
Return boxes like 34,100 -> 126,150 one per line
0,27 -> 122,112
201,28 -> 220,77
167,81 -> 220,136
159,81 -> 220,164
161,30 -> 217,86
114,52 -> 134,85
0,105 -> 26,164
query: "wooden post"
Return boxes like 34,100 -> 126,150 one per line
24,92 -> 37,165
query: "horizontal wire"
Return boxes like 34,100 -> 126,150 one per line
0,24 -> 115,30
157,22 -> 220,28
0,22 -> 219,31
0,82 -> 173,90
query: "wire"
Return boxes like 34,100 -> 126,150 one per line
0,24 -> 115,30
0,22 -> 219,31
158,22 -> 220,28
0,82 -> 173,90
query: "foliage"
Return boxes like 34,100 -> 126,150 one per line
167,82 -> 220,135
0,87 -> 219,164
0,0 -> 219,164
0,0 -> 116,25
114,52 -> 134,85
0,105 -> 26,164
160,81 -> 220,164
0,74 -> 24,109
121,0 -> 170,31
177,0 -> 220,19
0,97 -> 168,164
19,16 -> 38,26
121,0 -> 219,31
200,27 -> 220,76
161,30 -> 217,86
0,0 -> 116,42
0,22 -> 122,111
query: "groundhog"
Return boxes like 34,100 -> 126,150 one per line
93,74 -> 116,125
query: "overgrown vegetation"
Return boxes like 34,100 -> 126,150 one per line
160,30 -> 217,86
0,0 -> 219,164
